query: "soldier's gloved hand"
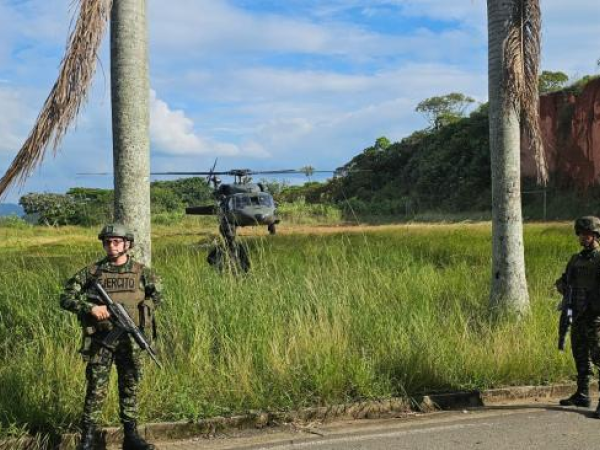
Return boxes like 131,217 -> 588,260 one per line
91,305 -> 110,321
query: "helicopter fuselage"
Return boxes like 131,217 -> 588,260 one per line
222,192 -> 278,227
186,182 -> 280,230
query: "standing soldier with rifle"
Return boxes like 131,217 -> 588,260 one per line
60,224 -> 163,449
555,216 -> 600,416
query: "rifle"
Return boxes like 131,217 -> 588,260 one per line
91,281 -> 163,368
558,285 -> 573,351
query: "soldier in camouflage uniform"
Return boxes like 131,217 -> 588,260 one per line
556,216 -> 600,416
60,224 -> 163,449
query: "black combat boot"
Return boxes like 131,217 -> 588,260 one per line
559,391 -> 591,407
123,422 -> 155,450
77,424 -> 96,450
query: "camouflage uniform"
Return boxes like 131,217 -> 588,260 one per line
556,248 -> 600,394
60,256 -> 162,429
556,216 -> 600,411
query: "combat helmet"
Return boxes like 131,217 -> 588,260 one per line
574,216 -> 600,237
98,223 -> 135,245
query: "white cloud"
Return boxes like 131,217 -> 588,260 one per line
148,0 -> 483,62
149,90 -> 269,158
164,0 -> 378,57
391,0 -> 486,23
150,90 -> 237,156
170,63 -> 487,121
275,0 -> 487,31
194,63 -> 487,166
150,0 -> 330,54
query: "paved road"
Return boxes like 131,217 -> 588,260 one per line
147,402 -> 600,450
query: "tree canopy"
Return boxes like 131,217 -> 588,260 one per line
415,92 -> 475,130
539,70 -> 569,93
20,177 -> 212,226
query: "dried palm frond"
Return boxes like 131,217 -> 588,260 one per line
0,0 -> 113,197
504,0 -> 548,186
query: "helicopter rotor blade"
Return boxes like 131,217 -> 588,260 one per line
151,170 -> 298,177
86,168 -> 370,177
150,171 -> 232,176
241,168 -> 371,175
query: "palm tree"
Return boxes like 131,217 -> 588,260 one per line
487,0 -> 546,314
0,0 -> 152,265
111,0 -> 151,265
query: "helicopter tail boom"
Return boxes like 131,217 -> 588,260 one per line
186,205 -> 218,215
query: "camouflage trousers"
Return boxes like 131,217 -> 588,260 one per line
571,312 -> 600,390
81,335 -> 143,427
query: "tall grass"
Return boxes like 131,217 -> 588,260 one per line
0,222 -> 576,438
277,202 -> 342,224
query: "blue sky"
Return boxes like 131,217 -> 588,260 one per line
0,0 -> 599,202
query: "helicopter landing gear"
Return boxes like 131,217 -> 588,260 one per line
268,223 -> 277,235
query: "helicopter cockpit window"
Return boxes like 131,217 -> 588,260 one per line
247,194 -> 273,207
257,194 -> 274,207
234,196 -> 250,208
233,194 -> 273,208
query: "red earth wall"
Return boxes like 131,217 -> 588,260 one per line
522,78 -> 600,188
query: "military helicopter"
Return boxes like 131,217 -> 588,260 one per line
152,165 -> 337,273
151,164 -> 334,244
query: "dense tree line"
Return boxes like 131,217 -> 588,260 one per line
20,177 -> 211,226
275,105 -> 491,215
340,106 -> 491,211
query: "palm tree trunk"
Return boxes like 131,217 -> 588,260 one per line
487,0 -> 530,314
111,0 -> 151,265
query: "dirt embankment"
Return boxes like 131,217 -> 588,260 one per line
522,78 -> 600,188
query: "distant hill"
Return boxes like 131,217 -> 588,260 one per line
0,203 -> 23,217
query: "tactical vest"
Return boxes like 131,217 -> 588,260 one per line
568,250 -> 600,313
87,262 -> 147,327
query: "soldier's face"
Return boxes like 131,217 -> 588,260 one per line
578,231 -> 596,248
103,238 -> 130,258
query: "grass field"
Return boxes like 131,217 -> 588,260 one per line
0,219 -> 578,440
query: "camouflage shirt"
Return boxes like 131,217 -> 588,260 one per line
60,256 -> 163,318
